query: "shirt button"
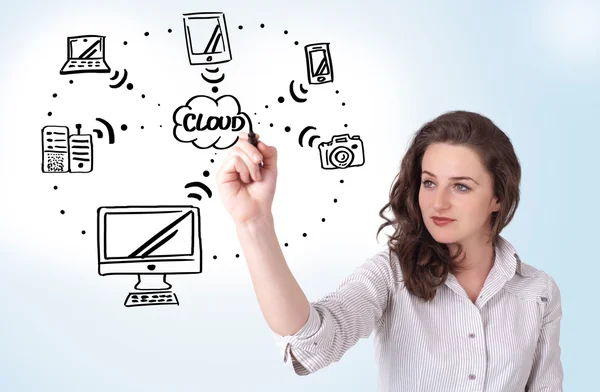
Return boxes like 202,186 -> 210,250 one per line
469,333 -> 476,339
469,374 -> 476,380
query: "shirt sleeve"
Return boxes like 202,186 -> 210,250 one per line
271,250 -> 396,375
525,273 -> 564,391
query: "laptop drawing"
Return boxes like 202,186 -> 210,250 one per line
60,35 -> 111,75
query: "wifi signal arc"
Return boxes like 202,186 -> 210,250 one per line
298,126 -> 320,147
185,181 -> 213,201
289,80 -> 308,103
93,118 -> 115,144
109,69 -> 128,89
201,73 -> 225,84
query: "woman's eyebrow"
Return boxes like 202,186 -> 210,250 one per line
421,170 -> 480,185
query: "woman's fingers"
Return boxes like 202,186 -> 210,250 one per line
228,145 -> 262,182
233,133 -> 263,164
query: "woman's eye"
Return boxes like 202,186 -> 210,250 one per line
422,180 -> 470,192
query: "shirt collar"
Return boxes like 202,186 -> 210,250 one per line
446,234 -> 533,284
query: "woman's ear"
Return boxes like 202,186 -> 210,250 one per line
491,196 -> 501,212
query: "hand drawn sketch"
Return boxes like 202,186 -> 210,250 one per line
97,205 -> 202,307
298,126 -> 320,148
108,69 -> 129,89
42,124 -> 94,173
69,124 -> 93,173
185,181 -> 213,201
318,134 -> 365,169
92,118 -> 115,144
183,12 -> 232,65
172,94 -> 252,150
289,80 -> 308,103
60,35 -> 111,75
305,43 -> 334,84
202,66 -> 226,84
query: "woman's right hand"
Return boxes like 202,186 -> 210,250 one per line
216,132 -> 278,226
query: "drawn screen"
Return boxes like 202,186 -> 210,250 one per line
104,211 -> 194,259
69,38 -> 104,59
187,17 -> 225,54
310,49 -> 330,76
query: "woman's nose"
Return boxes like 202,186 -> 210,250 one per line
433,188 -> 451,210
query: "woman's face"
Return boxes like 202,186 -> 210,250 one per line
418,143 -> 500,246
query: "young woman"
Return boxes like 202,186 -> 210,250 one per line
216,111 -> 563,391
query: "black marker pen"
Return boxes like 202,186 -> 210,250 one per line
248,130 -> 263,168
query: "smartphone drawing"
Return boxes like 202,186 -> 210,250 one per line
305,43 -> 334,84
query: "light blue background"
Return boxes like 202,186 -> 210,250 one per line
1,0 -> 598,390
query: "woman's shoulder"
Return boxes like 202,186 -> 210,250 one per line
503,247 -> 561,304
363,246 -> 406,290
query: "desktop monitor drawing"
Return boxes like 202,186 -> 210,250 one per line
98,205 -> 202,297
60,35 -> 111,74
183,12 -> 232,65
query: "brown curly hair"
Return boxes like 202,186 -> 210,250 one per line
376,110 -> 521,302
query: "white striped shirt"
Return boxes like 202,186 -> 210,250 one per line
271,235 -> 563,391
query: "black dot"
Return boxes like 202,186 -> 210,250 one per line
342,102 -> 346,106
210,159 -> 214,163
52,93 -> 57,98
158,103 -> 160,106
48,112 -> 52,116
335,90 -> 339,94
53,186 -> 58,190
160,125 -> 162,127
284,243 -> 289,247
344,124 -> 348,127
340,179 -> 344,183
168,29 -> 172,33
284,30 -> 288,34
81,230 -> 86,235
123,41 -> 128,45
334,199 -> 338,203
203,170 -> 209,177
302,233 -> 307,237
141,94 -> 145,98
294,41 -> 299,45
126,83 -> 133,90
265,105 -> 269,109
144,32 -> 149,36
258,122 -> 260,125
269,123 -> 273,127
213,255 -> 217,260
121,124 -> 127,131
235,254 -> 240,258
238,25 -> 243,30
141,126 -> 144,129
69,80 -> 73,84
285,126 -> 291,132
78,163 -> 83,168
212,86 -> 218,93
278,96 -> 284,103
260,23 -> 265,28
60,210 -> 65,214
322,218 -> 326,222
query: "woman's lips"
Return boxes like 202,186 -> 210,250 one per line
432,218 -> 455,226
